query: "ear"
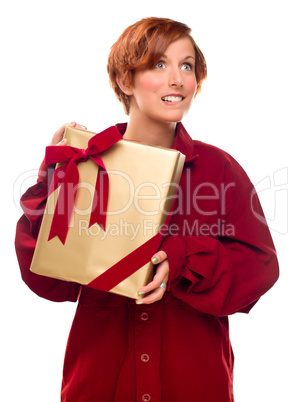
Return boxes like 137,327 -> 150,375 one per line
116,75 -> 133,96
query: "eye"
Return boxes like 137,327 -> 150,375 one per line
155,61 -> 166,69
181,63 -> 193,71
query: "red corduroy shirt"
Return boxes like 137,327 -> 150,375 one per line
15,123 -> 279,402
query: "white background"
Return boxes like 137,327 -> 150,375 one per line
1,0 -> 298,401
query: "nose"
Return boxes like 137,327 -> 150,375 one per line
168,68 -> 183,88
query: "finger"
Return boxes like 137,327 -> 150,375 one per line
151,250 -> 168,265
139,260 -> 168,294
137,259 -> 169,295
50,122 -> 87,147
50,122 -> 76,146
75,123 -> 87,130
137,273 -> 168,304
56,138 -> 68,146
57,122 -> 77,136
137,286 -> 166,304
137,252 -> 169,295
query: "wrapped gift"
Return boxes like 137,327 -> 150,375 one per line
30,126 -> 185,299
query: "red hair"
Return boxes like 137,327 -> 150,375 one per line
107,17 -> 207,115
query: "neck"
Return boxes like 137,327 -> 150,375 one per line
123,113 -> 177,148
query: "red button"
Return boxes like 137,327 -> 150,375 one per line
141,353 -> 150,362
142,394 -> 151,401
140,312 -> 149,321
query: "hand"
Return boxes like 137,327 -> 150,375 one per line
136,250 -> 169,304
49,122 -> 87,146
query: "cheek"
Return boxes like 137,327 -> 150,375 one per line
185,76 -> 197,96
135,72 -> 164,93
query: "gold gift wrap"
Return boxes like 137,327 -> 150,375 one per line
30,126 -> 185,299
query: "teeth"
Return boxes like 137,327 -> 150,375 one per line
162,96 -> 183,102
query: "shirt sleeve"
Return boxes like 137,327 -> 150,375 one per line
15,159 -> 81,302
161,158 -> 279,317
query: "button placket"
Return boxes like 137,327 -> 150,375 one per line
135,302 -> 162,401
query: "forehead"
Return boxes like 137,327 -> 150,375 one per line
160,37 -> 195,59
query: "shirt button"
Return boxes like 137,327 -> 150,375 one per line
140,312 -> 149,321
142,394 -> 151,401
141,353 -> 150,363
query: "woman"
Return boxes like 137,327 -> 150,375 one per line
15,17 -> 279,401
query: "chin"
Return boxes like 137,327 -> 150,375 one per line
160,110 -> 187,123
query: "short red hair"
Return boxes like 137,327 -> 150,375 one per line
107,17 -> 207,115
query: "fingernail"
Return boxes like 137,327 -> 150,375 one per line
151,256 -> 159,264
79,125 -> 87,130
136,301 -> 144,304
138,291 -> 145,295
58,139 -> 66,144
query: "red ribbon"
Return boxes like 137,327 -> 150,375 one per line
45,126 -> 123,244
87,201 -> 176,292
87,226 -> 165,292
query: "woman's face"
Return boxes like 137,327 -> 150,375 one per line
128,37 -> 197,124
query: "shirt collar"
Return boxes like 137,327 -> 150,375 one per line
115,122 -> 198,164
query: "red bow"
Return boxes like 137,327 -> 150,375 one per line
45,126 -> 123,244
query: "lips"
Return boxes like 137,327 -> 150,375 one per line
162,94 -> 184,103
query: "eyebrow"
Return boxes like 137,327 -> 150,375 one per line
161,55 -> 195,61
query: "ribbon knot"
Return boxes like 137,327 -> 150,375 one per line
79,148 -> 88,161
45,126 -> 123,244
